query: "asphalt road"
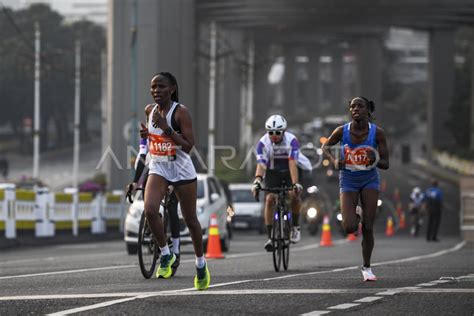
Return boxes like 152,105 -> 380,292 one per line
0,157 -> 471,315
0,230 -> 472,315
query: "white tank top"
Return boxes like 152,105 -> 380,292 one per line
147,102 -> 197,182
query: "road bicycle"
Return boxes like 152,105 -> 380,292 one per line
261,184 -> 293,272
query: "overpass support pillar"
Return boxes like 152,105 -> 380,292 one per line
215,29 -> 244,149
331,47 -> 343,112
283,46 -> 297,117
254,41 -> 274,126
471,41 -> 474,151
356,38 -> 383,122
308,45 -> 321,115
107,0 -> 197,189
427,30 -> 455,153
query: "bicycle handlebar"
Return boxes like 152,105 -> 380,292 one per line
126,187 -> 144,204
260,186 -> 293,194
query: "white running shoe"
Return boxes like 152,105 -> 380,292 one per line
361,266 -> 377,281
264,239 -> 273,252
291,226 -> 301,243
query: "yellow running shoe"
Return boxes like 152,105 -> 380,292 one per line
156,253 -> 176,279
194,263 -> 211,290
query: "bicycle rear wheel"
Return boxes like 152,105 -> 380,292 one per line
138,212 -> 159,279
282,214 -> 291,271
272,215 -> 281,272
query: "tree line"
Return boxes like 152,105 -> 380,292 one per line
0,3 -> 105,152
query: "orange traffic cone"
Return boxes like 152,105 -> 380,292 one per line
320,215 -> 333,247
399,211 -> 406,229
205,213 -> 224,259
385,216 -> 394,237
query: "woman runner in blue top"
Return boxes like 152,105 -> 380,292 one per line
321,96 -> 389,282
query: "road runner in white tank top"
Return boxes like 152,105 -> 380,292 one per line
142,72 -> 210,290
147,101 -> 197,183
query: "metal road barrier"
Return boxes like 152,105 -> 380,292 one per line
0,184 -> 125,240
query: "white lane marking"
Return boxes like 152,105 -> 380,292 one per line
328,303 -> 360,309
300,311 -> 331,315
0,251 -> 130,266
163,289 -> 376,295
354,296 -> 383,303
416,283 -> 436,287
47,297 -> 142,316
0,257 -> 56,265
431,280 -> 450,284
0,265 -> 136,280
376,287 -> 421,296
408,289 -> 474,293
20,241 -> 470,314
0,294 -> 141,301
371,241 -> 466,267
223,239 -> 348,260
0,289 -> 383,301
0,239 -> 348,280
4,286 -> 474,301
47,286 -> 198,316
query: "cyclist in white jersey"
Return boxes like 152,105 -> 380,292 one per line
143,72 -> 209,290
251,115 -> 311,251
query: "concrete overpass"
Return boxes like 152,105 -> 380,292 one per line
105,0 -> 474,189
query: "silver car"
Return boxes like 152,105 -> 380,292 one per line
229,183 -> 264,233
123,173 -> 230,254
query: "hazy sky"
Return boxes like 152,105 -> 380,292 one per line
1,0 -> 107,25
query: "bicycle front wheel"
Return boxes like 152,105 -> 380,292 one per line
138,211 -> 159,279
272,215 -> 282,272
282,215 -> 291,271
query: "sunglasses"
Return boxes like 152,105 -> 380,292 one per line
268,130 -> 282,136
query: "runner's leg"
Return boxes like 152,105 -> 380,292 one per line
360,189 -> 378,267
174,181 -> 203,256
144,174 -> 168,247
340,191 -> 360,234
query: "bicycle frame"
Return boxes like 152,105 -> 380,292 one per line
261,184 -> 292,272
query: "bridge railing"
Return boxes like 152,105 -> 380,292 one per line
0,184 -> 125,239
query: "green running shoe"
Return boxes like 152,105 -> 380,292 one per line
171,253 -> 180,277
156,253 -> 176,279
194,263 -> 211,290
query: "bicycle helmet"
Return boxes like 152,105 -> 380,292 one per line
265,115 -> 287,131
413,187 -> 421,194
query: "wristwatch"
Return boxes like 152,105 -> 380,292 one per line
164,127 -> 173,136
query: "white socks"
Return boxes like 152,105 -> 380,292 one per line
195,256 -> 206,269
172,238 -> 180,254
160,245 -> 170,256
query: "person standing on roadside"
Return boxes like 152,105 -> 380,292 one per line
425,180 -> 443,242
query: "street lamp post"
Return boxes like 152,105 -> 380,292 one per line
208,21 -> 217,176
33,22 -> 40,179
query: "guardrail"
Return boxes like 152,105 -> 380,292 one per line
0,184 -> 125,239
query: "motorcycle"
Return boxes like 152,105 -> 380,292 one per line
301,186 -> 331,236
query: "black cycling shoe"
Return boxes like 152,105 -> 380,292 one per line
171,253 -> 180,276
